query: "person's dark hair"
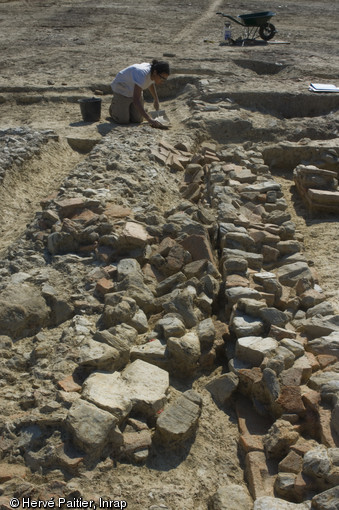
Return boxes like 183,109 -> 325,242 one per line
150,59 -> 170,76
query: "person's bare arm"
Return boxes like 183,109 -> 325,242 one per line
148,83 -> 159,111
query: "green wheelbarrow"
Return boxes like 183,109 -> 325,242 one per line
216,11 -> 277,42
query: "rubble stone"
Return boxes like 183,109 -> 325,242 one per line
167,331 -> 201,375
66,399 -> 122,456
264,419 -> 299,459
274,472 -> 297,500
302,446 -> 339,489
197,318 -> 216,350
162,287 -> 199,328
156,390 -> 202,444
78,337 -> 123,371
278,450 -> 303,474
120,221 -> 151,249
253,496 -> 311,509
154,314 -> 186,339
275,262 -> 314,287
226,287 -> 263,309
209,484 -> 253,510
0,283 -> 50,339
205,372 -> 239,406
120,429 -> 152,462
130,339 -> 168,369
231,311 -> 265,338
310,486 -> 339,510
236,336 -> 278,366
307,333 -> 339,358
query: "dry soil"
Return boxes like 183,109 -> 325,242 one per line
0,0 -> 339,507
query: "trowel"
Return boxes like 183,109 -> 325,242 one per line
150,109 -> 171,129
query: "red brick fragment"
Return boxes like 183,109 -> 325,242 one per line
57,375 -> 82,393
179,234 -> 215,264
95,277 -> 114,296
245,451 -> 275,499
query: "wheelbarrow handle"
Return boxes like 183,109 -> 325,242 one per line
216,12 -> 244,26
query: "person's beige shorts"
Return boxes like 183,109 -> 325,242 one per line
109,93 -> 144,124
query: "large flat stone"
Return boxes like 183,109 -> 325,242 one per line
231,311 -> 265,338
308,332 -> 339,358
236,336 -> 278,366
123,359 -> 169,414
82,360 -> 169,422
78,338 -> 121,370
130,339 -> 169,369
275,262 -> 314,287
82,371 -> 132,420
120,221 -> 151,248
222,248 -> 263,270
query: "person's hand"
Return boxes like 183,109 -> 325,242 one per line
153,99 -> 160,111
148,118 -> 165,129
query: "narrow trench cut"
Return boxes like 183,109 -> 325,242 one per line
0,134 -> 83,256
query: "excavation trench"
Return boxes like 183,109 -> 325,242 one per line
1,74 -> 339,509
1,78 -> 338,257
196,87 -> 339,118
232,59 -> 289,76
0,136 -> 83,256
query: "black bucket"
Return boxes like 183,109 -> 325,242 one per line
79,97 -> 102,122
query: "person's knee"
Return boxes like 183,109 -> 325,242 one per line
130,105 -> 143,123
130,116 -> 142,124
110,109 -> 128,124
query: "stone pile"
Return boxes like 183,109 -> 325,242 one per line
0,127 -> 58,184
197,145 -> 339,505
293,163 -> 339,214
0,128 -> 338,509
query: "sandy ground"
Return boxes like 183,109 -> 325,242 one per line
1,0 -> 338,303
0,0 -> 339,507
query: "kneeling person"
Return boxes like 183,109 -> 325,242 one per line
109,59 -> 170,128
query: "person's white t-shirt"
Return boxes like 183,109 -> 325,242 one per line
111,63 -> 153,97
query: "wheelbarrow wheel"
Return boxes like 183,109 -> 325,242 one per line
259,22 -> 276,41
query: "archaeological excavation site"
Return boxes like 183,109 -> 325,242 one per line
1,0 -> 339,509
